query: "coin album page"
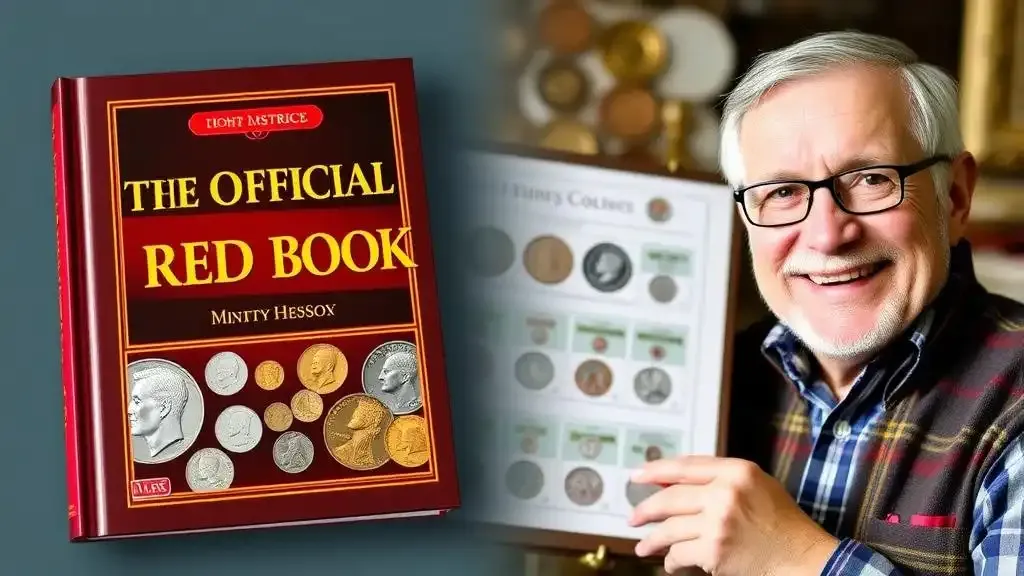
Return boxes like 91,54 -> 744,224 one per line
463,151 -> 735,542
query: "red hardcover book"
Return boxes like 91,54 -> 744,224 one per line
51,58 -> 459,540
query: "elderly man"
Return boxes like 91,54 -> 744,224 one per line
629,32 -> 1024,575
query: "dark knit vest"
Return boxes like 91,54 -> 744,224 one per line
727,244 -> 1024,575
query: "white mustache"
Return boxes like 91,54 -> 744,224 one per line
782,247 -> 899,276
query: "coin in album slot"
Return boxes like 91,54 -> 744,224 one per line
647,197 -> 673,223
564,466 -> 603,506
297,343 -> 348,395
324,393 -> 394,471
385,415 -> 431,468
599,85 -> 660,142
521,434 -> 540,455
538,119 -> 600,156
537,1 -> 594,54
362,340 -> 422,416
583,242 -> 632,293
650,345 -> 666,361
591,336 -> 608,353
254,360 -> 285,391
626,480 -> 662,507
505,460 -> 545,500
127,358 -> 205,465
574,359 -> 613,397
186,448 -> 234,492
645,445 -> 663,462
291,389 -> 324,423
273,431 -> 315,474
538,59 -> 590,114
514,351 -> 556,391
204,351 -> 248,396
634,367 -> 672,406
523,235 -> 574,284
649,275 -> 678,303
263,402 -> 293,432
598,20 -> 668,82
215,405 -> 263,454
530,326 -> 550,345
467,226 -> 516,277
577,434 -> 603,460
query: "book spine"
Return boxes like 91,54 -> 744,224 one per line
52,78 -> 86,540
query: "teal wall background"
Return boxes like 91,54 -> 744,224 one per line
0,1 -> 509,574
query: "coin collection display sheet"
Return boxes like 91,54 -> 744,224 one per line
465,151 -> 735,541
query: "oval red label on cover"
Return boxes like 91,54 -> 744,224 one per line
188,104 -> 323,136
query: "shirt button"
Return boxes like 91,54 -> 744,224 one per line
834,420 -> 852,439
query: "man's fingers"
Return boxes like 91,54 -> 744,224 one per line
635,514 -> 702,557
629,483 -> 705,526
632,455 -> 757,486
663,539 -> 707,574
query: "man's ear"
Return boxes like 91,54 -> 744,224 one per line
156,399 -> 171,419
945,151 -> 978,245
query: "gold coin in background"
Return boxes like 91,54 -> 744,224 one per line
523,235 -> 574,285
291,389 -> 324,423
538,119 -> 600,155
599,85 -> 660,142
538,59 -> 589,114
296,343 -> 348,395
599,21 -> 668,81
263,402 -> 293,432
254,360 -> 285,390
324,394 -> 394,471
537,2 -> 594,54
385,415 -> 431,468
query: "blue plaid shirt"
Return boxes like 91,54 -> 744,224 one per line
762,312 -> 1024,575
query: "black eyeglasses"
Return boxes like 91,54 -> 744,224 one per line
733,155 -> 952,227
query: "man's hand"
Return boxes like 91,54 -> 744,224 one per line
628,455 -> 839,576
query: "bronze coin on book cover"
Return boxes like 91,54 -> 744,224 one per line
523,234 -> 575,284
127,358 -> 206,465
599,85 -> 660,141
290,389 -> 324,423
538,119 -> 600,155
385,414 -> 431,468
647,197 -> 673,222
186,447 -> 235,492
324,393 -> 394,471
263,402 -> 293,432
297,343 -> 348,395
254,360 -> 285,391
361,340 -> 422,415
538,58 -> 590,114
273,431 -> 315,474
564,466 -> 604,506
599,20 -> 668,82
537,1 -> 594,54
574,359 -> 613,397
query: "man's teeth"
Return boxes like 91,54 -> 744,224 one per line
807,263 -> 881,285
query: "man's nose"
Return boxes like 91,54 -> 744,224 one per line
802,186 -> 862,252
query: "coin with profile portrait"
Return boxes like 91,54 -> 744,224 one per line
127,358 -> 205,465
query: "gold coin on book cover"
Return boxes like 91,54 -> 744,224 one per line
290,389 -> 324,423
297,343 -> 348,395
385,415 -> 431,468
538,119 -> 600,155
599,20 -> 668,81
523,235 -> 574,285
263,402 -> 293,432
538,59 -> 590,114
254,360 -> 285,391
324,393 -> 394,471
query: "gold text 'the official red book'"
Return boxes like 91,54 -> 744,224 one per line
51,58 -> 459,541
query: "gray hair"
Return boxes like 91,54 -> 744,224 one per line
718,31 -> 962,206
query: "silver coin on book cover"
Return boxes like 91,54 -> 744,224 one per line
362,340 -> 422,415
204,351 -> 248,396
564,466 -> 603,506
273,431 -> 315,474
214,405 -> 263,453
505,460 -> 544,500
582,243 -> 632,293
634,367 -> 672,405
186,447 -> 235,492
127,358 -> 205,465
514,352 -> 555,390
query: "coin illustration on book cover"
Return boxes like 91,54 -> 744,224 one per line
291,389 -> 324,423
514,352 -> 555,390
626,480 -> 661,507
186,447 -> 234,492
215,405 -> 263,453
385,414 -> 431,468
362,340 -> 422,415
297,343 -> 348,395
467,226 -> 516,277
127,358 -> 205,465
204,351 -> 248,396
524,235 -> 574,285
254,360 -> 285,391
634,367 -> 672,405
649,275 -> 678,303
505,460 -> 544,500
273,431 -> 315,474
324,393 -> 394,471
263,402 -> 293,432
574,359 -> 613,397
565,466 -> 603,506
583,243 -> 632,292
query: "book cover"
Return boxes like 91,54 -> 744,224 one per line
51,58 -> 459,540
